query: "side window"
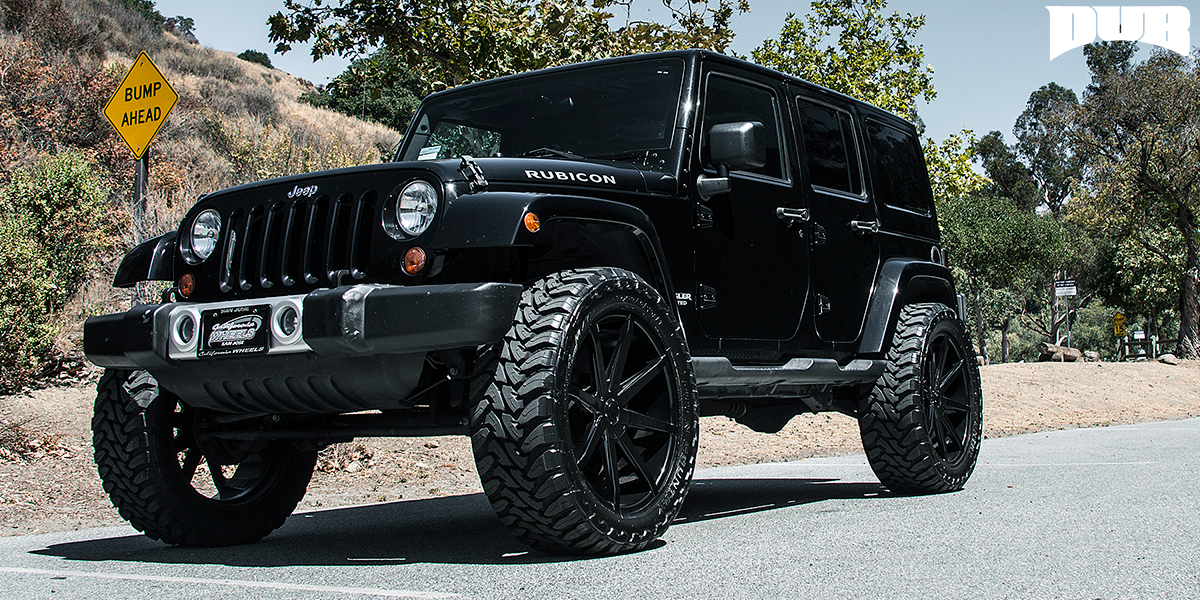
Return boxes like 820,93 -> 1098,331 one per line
796,98 -> 862,196
865,119 -> 933,214
702,74 -> 786,180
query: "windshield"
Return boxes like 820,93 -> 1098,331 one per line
397,58 -> 686,171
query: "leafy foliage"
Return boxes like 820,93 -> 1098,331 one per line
0,153 -> 112,391
750,0 -> 934,125
269,0 -> 747,90
1072,48 -> 1200,357
1014,83 -> 1080,216
972,131 -> 1039,212
299,48 -> 424,132
922,129 -> 987,203
237,49 -> 273,69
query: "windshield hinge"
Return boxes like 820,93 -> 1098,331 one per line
459,155 -> 488,193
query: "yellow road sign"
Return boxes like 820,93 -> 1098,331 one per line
1115,323 -> 1126,337
1112,312 -> 1126,325
104,52 -> 178,160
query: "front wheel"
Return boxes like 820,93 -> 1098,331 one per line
859,303 -> 983,494
470,268 -> 699,555
92,369 -> 317,546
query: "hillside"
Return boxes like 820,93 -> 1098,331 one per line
0,0 -> 401,388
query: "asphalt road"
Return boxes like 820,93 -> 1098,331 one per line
2,418 -> 1197,600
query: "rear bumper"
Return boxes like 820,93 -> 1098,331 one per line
84,282 -> 524,369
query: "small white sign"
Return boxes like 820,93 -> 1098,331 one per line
1055,279 -> 1077,297
1133,330 -> 1146,340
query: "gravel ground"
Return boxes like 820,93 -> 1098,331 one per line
2,359 -> 1197,537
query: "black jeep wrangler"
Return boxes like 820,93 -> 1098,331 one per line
85,50 -> 982,555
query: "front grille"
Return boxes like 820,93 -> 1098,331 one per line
217,192 -> 377,294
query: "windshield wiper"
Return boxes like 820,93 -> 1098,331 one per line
514,147 -> 586,160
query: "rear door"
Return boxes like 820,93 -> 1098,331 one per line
792,93 -> 881,343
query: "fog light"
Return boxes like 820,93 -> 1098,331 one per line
404,246 -> 427,275
278,306 -> 298,337
176,314 -> 195,344
179,272 -> 196,298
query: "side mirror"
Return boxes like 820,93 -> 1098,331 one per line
710,121 -> 767,173
697,122 -> 767,201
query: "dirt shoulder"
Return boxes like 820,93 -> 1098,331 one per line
2,360 -> 1198,537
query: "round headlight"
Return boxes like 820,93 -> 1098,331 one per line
184,208 -> 221,264
395,181 -> 438,237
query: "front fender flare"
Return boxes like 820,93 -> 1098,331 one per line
113,231 -> 177,288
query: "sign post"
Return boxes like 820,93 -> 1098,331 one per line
1055,279 -> 1077,348
103,52 -> 178,241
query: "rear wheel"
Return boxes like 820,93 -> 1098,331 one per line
92,369 -> 317,546
859,303 -> 983,494
470,268 -> 698,555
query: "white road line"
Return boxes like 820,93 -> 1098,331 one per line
0,567 -> 461,599
980,461 -> 1159,468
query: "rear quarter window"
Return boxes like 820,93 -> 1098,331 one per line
865,119 -> 933,215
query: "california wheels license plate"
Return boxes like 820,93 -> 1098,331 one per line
198,304 -> 271,358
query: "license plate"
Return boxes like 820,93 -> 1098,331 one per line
198,304 -> 271,358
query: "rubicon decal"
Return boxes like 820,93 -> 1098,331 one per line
525,170 -> 618,185
208,315 -> 264,344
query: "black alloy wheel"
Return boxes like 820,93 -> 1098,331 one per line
470,267 -> 698,555
859,303 -> 983,494
93,369 -> 317,546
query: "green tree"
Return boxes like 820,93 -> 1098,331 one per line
300,48 -> 425,132
972,131 -> 1040,212
923,129 -> 988,203
237,49 -> 273,69
939,195 -> 1074,361
1013,83 -> 1080,217
750,0 -> 933,125
268,0 -> 747,90
1072,49 -> 1200,357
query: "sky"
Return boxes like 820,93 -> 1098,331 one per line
152,0 -> 1189,145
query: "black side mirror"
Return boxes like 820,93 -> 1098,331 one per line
696,121 -> 767,201
709,121 -> 766,174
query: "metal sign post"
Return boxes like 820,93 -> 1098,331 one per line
1055,279 -> 1077,347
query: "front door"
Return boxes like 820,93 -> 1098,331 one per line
692,69 -> 808,341
792,92 -> 881,343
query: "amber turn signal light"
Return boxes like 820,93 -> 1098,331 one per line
178,272 -> 195,298
523,212 -> 540,233
403,246 -> 427,275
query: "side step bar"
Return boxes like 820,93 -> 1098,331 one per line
693,357 -> 885,389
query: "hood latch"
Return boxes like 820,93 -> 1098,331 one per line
459,155 -> 488,193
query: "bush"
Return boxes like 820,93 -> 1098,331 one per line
0,152 -> 111,392
237,49 -> 272,69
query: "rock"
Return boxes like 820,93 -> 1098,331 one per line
424,441 -> 439,449
344,460 -> 361,473
1159,353 -> 1180,365
1084,351 -> 1101,362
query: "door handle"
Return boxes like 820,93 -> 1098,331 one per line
776,207 -> 809,230
849,220 -> 879,234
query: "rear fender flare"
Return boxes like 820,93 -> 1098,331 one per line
858,258 -> 958,355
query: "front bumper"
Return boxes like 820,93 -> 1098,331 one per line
84,282 -> 524,370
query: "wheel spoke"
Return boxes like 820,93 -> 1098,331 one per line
589,325 -> 606,393
933,339 -> 950,383
180,449 -> 201,482
569,386 -> 602,415
576,419 -> 604,466
617,354 -> 666,407
211,464 -> 233,499
621,406 -> 677,434
943,392 -> 972,413
605,318 -> 635,395
937,411 -> 961,452
938,359 -> 963,395
616,433 -> 654,488
603,431 -> 620,510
